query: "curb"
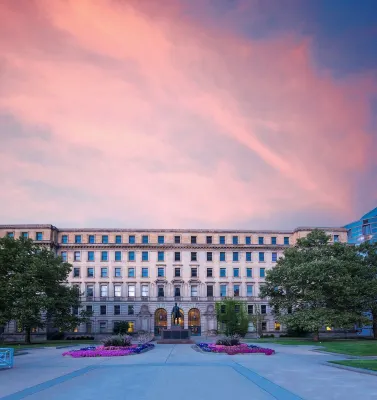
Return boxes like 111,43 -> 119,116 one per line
14,351 -> 29,356
312,349 -> 377,359
325,362 -> 377,376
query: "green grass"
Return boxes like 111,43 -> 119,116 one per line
245,339 -> 377,356
1,340 -> 100,350
330,360 -> 377,372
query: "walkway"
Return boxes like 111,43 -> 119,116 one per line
1,343 -> 377,399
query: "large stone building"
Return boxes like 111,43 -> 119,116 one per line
0,225 -> 347,337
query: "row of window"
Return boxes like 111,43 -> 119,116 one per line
7,232 -> 43,240
60,233 -> 291,245
83,283 -> 257,298
75,266 -> 266,278
64,250 -> 279,263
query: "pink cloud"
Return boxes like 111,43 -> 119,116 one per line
0,0 -> 375,228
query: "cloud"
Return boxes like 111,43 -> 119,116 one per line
0,0 -> 375,228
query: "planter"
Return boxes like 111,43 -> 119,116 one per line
196,343 -> 275,356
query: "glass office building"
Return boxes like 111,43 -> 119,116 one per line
344,207 -> 377,245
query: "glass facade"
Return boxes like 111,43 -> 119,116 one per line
344,207 -> 377,244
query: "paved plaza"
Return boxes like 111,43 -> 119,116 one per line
1,343 -> 377,400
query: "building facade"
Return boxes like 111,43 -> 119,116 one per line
0,225 -> 347,337
344,207 -> 377,245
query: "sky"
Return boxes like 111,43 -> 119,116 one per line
0,0 -> 376,229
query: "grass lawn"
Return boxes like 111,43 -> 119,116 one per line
245,339 -> 377,356
330,360 -> 377,372
1,340 -> 100,350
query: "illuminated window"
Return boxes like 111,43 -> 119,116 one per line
127,322 -> 134,333
274,322 -> 281,331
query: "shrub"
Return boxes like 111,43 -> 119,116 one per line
216,334 -> 241,346
47,332 -> 65,340
113,321 -> 130,335
137,332 -> 153,344
102,335 -> 132,347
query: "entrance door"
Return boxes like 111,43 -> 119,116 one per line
188,308 -> 201,336
154,308 -> 167,336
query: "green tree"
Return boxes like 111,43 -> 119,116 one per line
113,321 -> 130,335
248,305 -> 267,336
260,230 -> 371,341
215,298 -> 249,337
0,237 -> 91,344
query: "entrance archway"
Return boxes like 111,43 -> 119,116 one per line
171,308 -> 184,328
154,308 -> 167,336
188,308 -> 201,336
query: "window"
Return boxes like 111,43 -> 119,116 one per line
232,235 -> 238,245
128,305 -> 134,315
100,285 -> 108,297
245,236 -> 251,245
220,285 -> 227,297
142,251 -> 148,261
261,305 -> 267,314
233,268 -> 239,277
262,322 -> 267,331
158,287 -> 164,297
247,285 -> 253,296
87,268 -> 94,277
207,285 -> 213,297
206,236 -> 212,244
191,268 -> 198,277
271,237 -> 277,245
220,268 -> 226,277
174,236 -> 181,244
100,305 -> 106,315
158,235 -> 164,244
191,286 -> 198,297
36,232 -> 43,241
88,251 -> 95,262
142,235 -> 148,244
158,267 -> 164,277
248,305 -> 253,314
142,267 -> 148,278
260,268 -> 265,278
99,321 -> 107,333
259,252 -> 265,262
73,268 -> 80,277
246,252 -> 252,262
219,235 -> 225,244
74,251 -> 81,261
258,236 -> 264,245
246,268 -> 252,277
102,235 -> 108,244
191,252 -> 197,262
128,251 -> 135,261
86,286 -> 94,297
221,304 -> 226,313
174,268 -> 181,277
101,251 -> 108,261
129,235 -> 136,244
128,268 -> 135,278
175,287 -> 181,297
61,251 -> 67,262
114,286 -> 122,297
274,322 -> 281,331
115,235 -> 122,244
75,235 -> 82,244
114,305 -> 120,315
207,252 -> 213,262
207,268 -> 213,277
101,268 -> 108,278
88,235 -> 95,243
115,251 -> 122,261
234,285 -> 240,297
174,252 -> 181,262
284,236 -> 289,245
158,251 -> 164,262
233,252 -> 239,262
62,234 -> 68,243
86,305 -> 93,313
142,285 -> 149,297
128,285 -> 135,297
334,235 -> 339,242
114,267 -> 121,277
235,304 -> 240,313
191,236 -> 197,244
220,252 -> 226,262
272,252 -> 277,262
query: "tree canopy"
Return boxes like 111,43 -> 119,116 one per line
260,230 -> 376,340
0,236 -> 91,343
215,298 -> 249,337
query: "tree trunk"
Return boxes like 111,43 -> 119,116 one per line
25,327 -> 31,344
372,313 -> 377,340
313,330 -> 320,342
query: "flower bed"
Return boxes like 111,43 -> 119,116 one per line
197,343 -> 275,356
62,343 -> 154,358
